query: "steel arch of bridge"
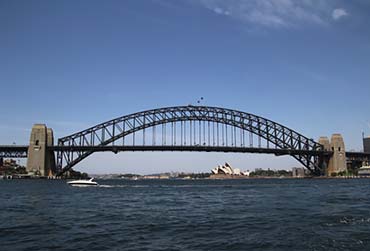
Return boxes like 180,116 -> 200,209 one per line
56,106 -> 324,175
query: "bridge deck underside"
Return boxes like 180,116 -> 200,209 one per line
0,146 -> 28,158
51,145 -> 329,156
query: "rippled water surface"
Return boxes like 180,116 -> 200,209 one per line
1,179 -> 370,250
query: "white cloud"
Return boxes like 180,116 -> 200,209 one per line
332,8 -> 348,20
197,0 -> 337,28
213,7 -> 230,16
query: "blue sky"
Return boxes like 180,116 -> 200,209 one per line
1,0 -> 369,174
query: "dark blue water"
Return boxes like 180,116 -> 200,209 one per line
1,179 -> 370,251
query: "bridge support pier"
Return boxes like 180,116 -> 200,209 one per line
319,134 -> 347,176
26,124 -> 56,177
318,136 -> 330,175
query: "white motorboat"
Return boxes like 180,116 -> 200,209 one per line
67,178 -> 98,187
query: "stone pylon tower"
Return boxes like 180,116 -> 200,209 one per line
318,134 -> 347,176
328,134 -> 346,175
318,136 -> 330,174
26,124 -> 56,176
328,134 -> 347,176
46,128 -> 56,176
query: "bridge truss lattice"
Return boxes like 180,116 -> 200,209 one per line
56,106 -> 324,175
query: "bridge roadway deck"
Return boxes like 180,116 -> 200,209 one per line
51,145 -> 331,156
346,151 -> 370,160
0,145 -> 28,158
0,145 -> 330,156
2,145 -> 370,159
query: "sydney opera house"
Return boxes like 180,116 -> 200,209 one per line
211,162 -> 250,176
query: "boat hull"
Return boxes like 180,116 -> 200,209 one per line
67,178 -> 98,187
69,183 -> 98,187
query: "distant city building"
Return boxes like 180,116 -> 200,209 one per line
363,137 -> 370,153
292,167 -> 305,178
211,162 -> 249,176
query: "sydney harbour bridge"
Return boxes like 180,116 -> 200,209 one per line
1,106 -> 369,176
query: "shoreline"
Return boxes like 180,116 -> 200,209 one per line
2,175 -> 370,180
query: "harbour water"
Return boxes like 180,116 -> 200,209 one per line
1,178 -> 370,250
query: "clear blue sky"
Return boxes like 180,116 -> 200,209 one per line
1,0 -> 369,174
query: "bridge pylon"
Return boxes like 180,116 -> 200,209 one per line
318,136 -> 330,175
26,124 -> 56,177
319,134 -> 347,176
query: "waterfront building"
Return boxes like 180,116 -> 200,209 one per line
4,159 -> 16,166
0,158 -> 27,177
211,162 -> 249,176
364,137 -> 370,153
292,167 -> 305,178
233,168 -> 241,175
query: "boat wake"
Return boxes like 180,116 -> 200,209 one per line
97,185 -> 117,188
97,184 -> 150,188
